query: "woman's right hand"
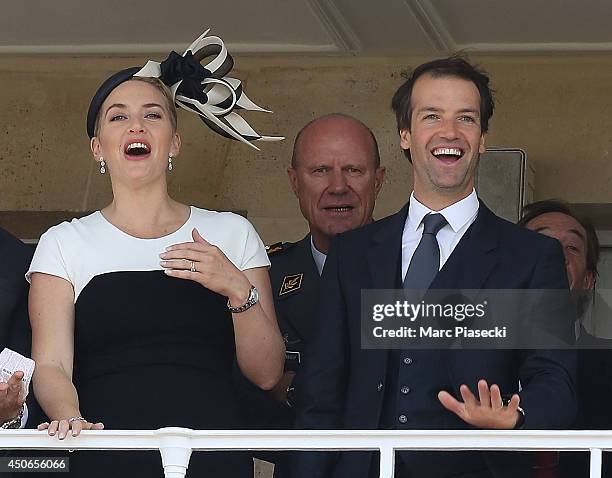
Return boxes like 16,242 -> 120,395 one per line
38,417 -> 104,439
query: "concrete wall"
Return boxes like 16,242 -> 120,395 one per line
1,54 -> 611,244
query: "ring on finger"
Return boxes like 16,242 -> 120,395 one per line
190,261 -> 197,273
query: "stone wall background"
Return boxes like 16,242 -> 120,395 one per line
1,54 -> 611,243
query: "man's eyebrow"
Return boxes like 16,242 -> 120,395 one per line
533,226 -> 587,242
568,228 -> 586,242
457,108 -> 480,116
415,107 -> 480,115
416,106 -> 441,113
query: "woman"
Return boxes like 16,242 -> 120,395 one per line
27,31 -> 285,477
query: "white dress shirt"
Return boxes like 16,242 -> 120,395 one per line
310,236 -> 327,276
401,189 -> 480,281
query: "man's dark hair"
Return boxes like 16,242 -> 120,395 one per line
519,199 -> 600,278
291,113 -> 380,169
391,55 -> 495,161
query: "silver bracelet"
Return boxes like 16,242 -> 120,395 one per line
0,403 -> 25,429
227,285 -> 259,313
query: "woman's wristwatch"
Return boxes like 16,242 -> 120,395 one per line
1,404 -> 24,429
227,285 -> 259,313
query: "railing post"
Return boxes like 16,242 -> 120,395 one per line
156,428 -> 193,478
590,448 -> 603,478
379,445 -> 395,478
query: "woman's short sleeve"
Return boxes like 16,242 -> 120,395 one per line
26,225 -> 73,285
237,216 -> 270,271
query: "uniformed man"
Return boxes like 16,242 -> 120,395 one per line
241,113 -> 385,477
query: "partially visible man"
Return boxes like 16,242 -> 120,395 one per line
521,200 -> 597,293
239,114 -> 385,477
0,227 -> 33,429
294,57 -> 576,478
521,199 -> 610,477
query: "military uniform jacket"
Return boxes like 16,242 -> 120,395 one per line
236,234 -> 320,430
269,234 -> 321,376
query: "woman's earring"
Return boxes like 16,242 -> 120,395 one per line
99,157 -> 106,174
168,154 -> 173,171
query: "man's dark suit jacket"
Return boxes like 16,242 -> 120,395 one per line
294,202 -> 576,478
0,227 -> 40,427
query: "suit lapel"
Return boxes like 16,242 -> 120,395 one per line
366,203 -> 408,289
431,202 -> 501,290
364,204 -> 408,382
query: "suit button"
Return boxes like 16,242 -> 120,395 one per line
398,414 -> 408,424
377,382 -> 384,392
403,357 -> 413,365
401,386 -> 410,395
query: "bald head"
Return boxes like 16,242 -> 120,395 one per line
291,113 -> 380,169
288,113 -> 385,253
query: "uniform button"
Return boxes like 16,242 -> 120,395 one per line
398,415 -> 408,424
403,357 -> 413,365
401,386 -> 410,395
377,382 -> 384,392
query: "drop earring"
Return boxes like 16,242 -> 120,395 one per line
168,154 -> 173,171
99,157 -> 106,174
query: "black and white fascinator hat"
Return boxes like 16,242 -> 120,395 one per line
86,29 -> 283,149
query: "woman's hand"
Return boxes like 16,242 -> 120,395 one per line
161,228 -> 285,389
0,371 -> 25,424
38,417 -> 104,439
160,228 -> 251,304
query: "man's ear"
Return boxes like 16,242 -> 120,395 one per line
374,167 -> 386,197
399,129 -> 411,151
584,270 -> 596,290
479,133 -> 486,154
287,167 -> 299,198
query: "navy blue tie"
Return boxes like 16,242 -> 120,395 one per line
403,213 -> 448,290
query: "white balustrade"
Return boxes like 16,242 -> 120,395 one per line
2,429 -> 612,478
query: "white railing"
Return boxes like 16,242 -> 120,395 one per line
2,429 -> 612,478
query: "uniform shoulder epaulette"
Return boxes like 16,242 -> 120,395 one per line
265,241 -> 292,256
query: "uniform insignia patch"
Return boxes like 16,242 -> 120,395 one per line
266,242 -> 285,256
279,273 -> 303,296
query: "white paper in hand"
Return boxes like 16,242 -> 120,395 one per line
0,348 -> 35,399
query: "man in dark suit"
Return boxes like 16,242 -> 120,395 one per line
240,114 -> 385,476
0,227 -> 33,429
521,199 -> 610,477
294,57 -> 576,478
